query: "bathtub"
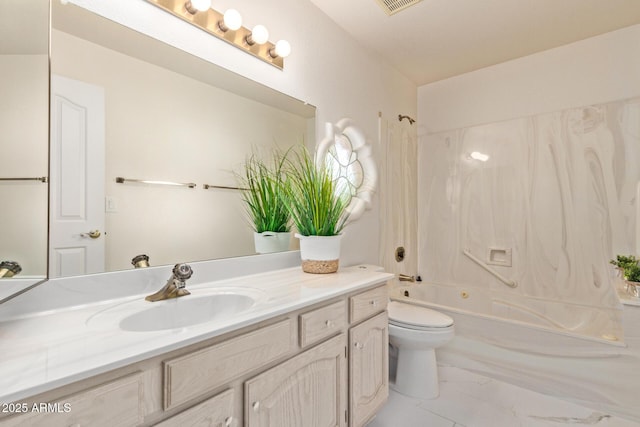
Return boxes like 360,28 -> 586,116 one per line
391,282 -> 625,357
390,282 -> 640,421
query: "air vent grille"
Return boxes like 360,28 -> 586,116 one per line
375,0 -> 423,16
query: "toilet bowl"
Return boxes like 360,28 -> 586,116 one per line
388,301 -> 454,399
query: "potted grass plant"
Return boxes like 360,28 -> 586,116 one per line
284,146 -> 351,273
610,254 -> 640,298
239,151 -> 291,254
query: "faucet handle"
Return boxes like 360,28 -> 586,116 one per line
173,263 -> 193,281
132,254 -> 150,268
0,261 -> 22,278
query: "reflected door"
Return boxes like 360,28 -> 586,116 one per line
49,75 -> 105,278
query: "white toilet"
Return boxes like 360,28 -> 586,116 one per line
388,301 -> 454,399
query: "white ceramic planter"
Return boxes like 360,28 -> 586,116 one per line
625,280 -> 640,298
295,233 -> 342,274
253,231 -> 291,254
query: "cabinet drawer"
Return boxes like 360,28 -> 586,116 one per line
0,373 -> 144,427
164,318 -> 295,410
156,388 -> 234,427
299,300 -> 346,348
350,285 -> 387,324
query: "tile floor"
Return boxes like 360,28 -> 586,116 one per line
367,366 -> 638,427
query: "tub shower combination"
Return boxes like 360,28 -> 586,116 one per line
393,96 -> 640,420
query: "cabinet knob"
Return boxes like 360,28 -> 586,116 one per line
370,300 -> 378,307
325,320 -> 334,328
354,342 -> 364,349
224,416 -> 234,426
252,401 -> 260,411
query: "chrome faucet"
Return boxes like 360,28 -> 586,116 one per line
145,263 -> 192,302
0,261 -> 21,278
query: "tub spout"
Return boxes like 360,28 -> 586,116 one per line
399,274 -> 415,282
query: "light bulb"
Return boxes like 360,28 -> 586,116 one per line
223,9 -> 242,31
250,25 -> 269,45
185,0 -> 211,13
274,40 -> 291,58
191,0 -> 211,11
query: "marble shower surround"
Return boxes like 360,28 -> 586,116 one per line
418,97 -> 640,338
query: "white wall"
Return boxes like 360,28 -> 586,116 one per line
69,0 -> 418,267
418,24 -> 640,133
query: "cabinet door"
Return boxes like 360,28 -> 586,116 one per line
349,311 -> 389,427
245,334 -> 347,427
155,388 -> 234,427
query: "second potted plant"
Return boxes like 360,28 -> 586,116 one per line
610,254 -> 640,298
284,147 -> 351,273
239,151 -> 291,254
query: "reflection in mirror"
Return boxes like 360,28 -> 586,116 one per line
0,0 -> 49,282
50,2 -> 315,278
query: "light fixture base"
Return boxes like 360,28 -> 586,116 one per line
144,0 -> 285,70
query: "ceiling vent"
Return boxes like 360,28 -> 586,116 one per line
375,0 -> 423,16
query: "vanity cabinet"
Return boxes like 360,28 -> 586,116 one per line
0,282 -> 388,427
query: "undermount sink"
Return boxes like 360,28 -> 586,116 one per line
87,287 -> 267,332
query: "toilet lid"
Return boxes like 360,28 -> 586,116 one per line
388,301 -> 453,328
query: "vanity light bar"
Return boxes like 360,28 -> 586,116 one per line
144,0 -> 286,70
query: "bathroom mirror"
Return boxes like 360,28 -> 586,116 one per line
48,2 -> 315,278
0,0 -> 49,282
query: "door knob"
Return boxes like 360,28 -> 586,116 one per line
82,230 -> 101,239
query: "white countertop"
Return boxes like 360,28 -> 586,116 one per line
0,265 -> 392,403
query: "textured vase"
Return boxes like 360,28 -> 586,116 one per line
295,234 -> 342,274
